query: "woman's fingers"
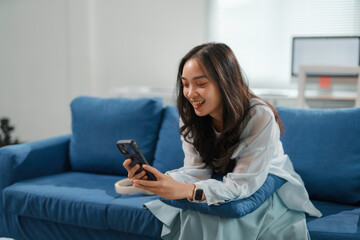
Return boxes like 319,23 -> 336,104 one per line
142,165 -> 163,179
130,166 -> 152,181
124,159 -> 154,181
133,183 -> 157,192
124,158 -> 149,180
132,169 -> 147,180
122,158 -> 132,171
127,163 -> 141,178
133,178 -> 158,187
141,174 -> 148,180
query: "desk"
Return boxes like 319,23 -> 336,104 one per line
252,88 -> 358,108
297,66 -> 360,108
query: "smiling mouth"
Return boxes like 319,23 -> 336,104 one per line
191,100 -> 205,109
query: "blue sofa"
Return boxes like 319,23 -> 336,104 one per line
0,96 -> 359,240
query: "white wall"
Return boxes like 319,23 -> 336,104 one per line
0,0 -> 71,142
0,0 -> 207,142
96,0 -> 207,95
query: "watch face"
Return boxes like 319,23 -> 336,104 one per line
194,188 -> 204,201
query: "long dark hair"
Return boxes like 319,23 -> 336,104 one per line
176,43 -> 284,174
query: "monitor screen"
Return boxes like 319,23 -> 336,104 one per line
291,36 -> 360,76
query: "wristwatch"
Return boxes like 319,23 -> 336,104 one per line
191,184 -> 204,202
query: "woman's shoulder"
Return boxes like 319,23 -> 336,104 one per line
249,98 -> 275,120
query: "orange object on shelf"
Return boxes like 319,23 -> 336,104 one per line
319,76 -> 331,88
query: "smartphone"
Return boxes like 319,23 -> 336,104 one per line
116,140 -> 157,181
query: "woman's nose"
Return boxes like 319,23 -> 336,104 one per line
186,86 -> 196,98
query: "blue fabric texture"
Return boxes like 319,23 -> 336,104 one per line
3,172 -> 117,230
16,216 -> 160,240
0,135 -> 70,237
160,174 -> 286,218
0,134 -> 70,187
153,105 -> 184,173
277,107 -> 360,205
69,96 -> 163,175
107,195 -> 162,237
2,172 -> 162,238
307,200 -> 360,240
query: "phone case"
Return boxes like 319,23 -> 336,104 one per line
117,140 -> 157,181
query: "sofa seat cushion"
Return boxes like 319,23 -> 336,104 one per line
70,96 -> 163,175
107,195 -> 162,237
15,216 -> 158,240
307,200 -> 360,240
277,107 -> 360,205
3,172 -> 119,230
3,172 -> 162,236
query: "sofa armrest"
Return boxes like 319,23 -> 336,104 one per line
0,134 -> 71,190
159,174 -> 286,218
0,135 -> 71,238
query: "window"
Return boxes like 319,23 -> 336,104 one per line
208,0 -> 360,88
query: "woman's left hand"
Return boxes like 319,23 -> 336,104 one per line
131,165 -> 195,200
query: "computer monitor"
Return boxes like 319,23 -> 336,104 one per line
291,36 -> 360,77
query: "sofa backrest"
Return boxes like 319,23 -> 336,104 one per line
277,107 -> 360,205
69,96 -> 163,176
69,96 -> 360,205
152,105 -> 184,173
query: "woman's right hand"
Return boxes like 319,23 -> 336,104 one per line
123,158 -> 148,181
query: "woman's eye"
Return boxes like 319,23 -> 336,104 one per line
197,83 -> 207,87
182,83 -> 189,88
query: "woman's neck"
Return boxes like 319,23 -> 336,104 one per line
212,118 -> 223,132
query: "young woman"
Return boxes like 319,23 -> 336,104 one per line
123,43 -> 321,239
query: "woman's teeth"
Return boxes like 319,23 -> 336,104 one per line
191,100 -> 205,109
193,101 -> 205,106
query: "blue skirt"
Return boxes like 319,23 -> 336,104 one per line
144,192 -> 310,240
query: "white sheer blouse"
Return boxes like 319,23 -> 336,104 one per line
166,99 -> 321,217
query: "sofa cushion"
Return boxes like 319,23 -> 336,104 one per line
153,105 -> 184,173
160,174 -> 286,218
277,107 -> 360,205
2,172 -> 163,237
3,172 -> 118,230
107,195 -> 162,238
307,200 -> 360,240
15,216 -> 157,240
70,96 -> 163,175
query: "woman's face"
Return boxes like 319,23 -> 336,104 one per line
181,58 -> 223,123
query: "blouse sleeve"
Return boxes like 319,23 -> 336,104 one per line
196,105 -> 281,205
165,120 -> 213,184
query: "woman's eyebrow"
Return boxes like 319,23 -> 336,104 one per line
181,75 -> 208,81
